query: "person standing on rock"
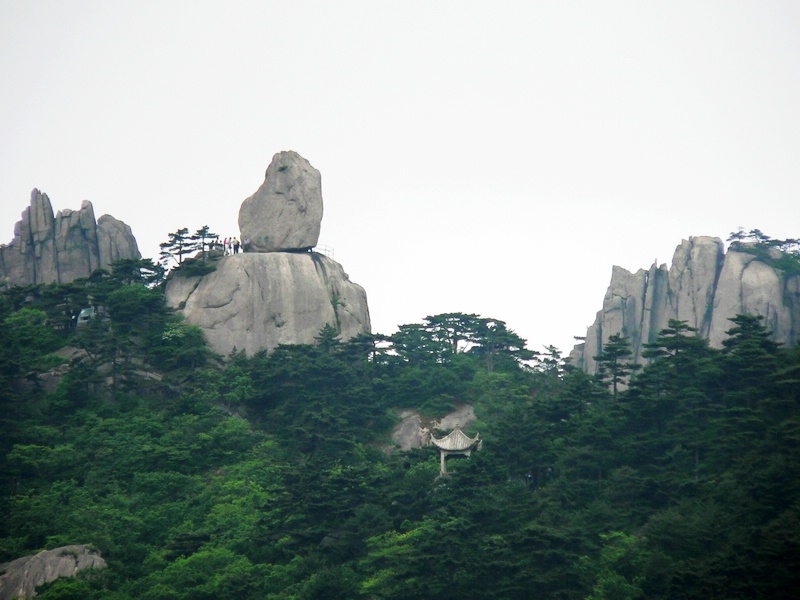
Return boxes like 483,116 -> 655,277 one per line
222,237 -> 228,255
233,238 -> 240,254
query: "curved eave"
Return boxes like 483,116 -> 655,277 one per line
430,428 -> 480,452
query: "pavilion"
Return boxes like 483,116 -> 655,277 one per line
430,426 -> 482,476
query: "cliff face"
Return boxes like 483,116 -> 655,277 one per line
165,253 -> 370,356
0,189 -> 140,286
570,236 -> 800,373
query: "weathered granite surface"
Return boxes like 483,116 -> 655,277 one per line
238,151 -> 323,252
168,152 -> 369,355
571,236 -> 800,373
0,189 -> 140,286
165,252 -> 370,356
0,545 -> 106,600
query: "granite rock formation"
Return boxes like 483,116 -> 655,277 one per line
570,236 -> 800,373
238,151 -> 323,252
169,151 -> 370,356
166,250 -> 370,356
0,189 -> 140,286
0,545 -> 106,600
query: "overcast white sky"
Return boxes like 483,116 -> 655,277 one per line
2,1 -> 799,354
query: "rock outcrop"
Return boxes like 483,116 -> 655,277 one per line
0,545 -> 106,600
390,405 -> 477,452
0,189 -> 140,286
166,250 -> 370,356
168,151 -> 370,356
238,151 -> 323,252
570,236 -> 800,373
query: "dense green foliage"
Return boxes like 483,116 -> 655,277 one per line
2,271 -> 800,598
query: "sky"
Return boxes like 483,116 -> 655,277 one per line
2,1 -> 799,355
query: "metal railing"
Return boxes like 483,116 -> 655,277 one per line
315,244 -> 334,258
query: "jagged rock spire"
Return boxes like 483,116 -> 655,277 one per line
570,235 -> 800,373
1,189 -> 140,286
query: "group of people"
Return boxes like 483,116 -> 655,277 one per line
221,237 -> 242,254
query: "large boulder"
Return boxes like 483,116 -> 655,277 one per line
0,545 -> 106,600
165,252 -> 370,356
0,189 -> 140,286
238,151 -> 323,252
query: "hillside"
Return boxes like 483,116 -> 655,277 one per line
1,265 -> 800,599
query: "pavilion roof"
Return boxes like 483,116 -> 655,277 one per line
430,428 -> 480,452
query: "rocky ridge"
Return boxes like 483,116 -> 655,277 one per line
570,236 -> 800,373
0,189 -> 140,286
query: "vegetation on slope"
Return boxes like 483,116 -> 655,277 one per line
1,260 -> 800,599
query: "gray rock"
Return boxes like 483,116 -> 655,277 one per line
53,201 -> 101,283
238,151 -> 323,252
575,263 -> 669,374
7,189 -> 59,284
166,252 -> 370,356
97,214 -> 140,269
0,190 -> 140,286
0,545 -> 106,600
391,410 -> 423,451
436,404 -> 476,431
591,266 -> 648,374
389,405 -> 478,451
571,236 -> 800,373
164,274 -> 203,309
667,236 -> 724,336
641,261 -> 671,354
708,249 -> 795,347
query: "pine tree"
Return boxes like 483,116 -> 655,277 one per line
314,323 -> 342,353
594,333 -> 641,400
722,313 -> 781,408
191,225 -> 219,263
109,258 -> 165,287
159,227 -> 194,269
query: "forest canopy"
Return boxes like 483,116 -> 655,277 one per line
1,260 -> 800,599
